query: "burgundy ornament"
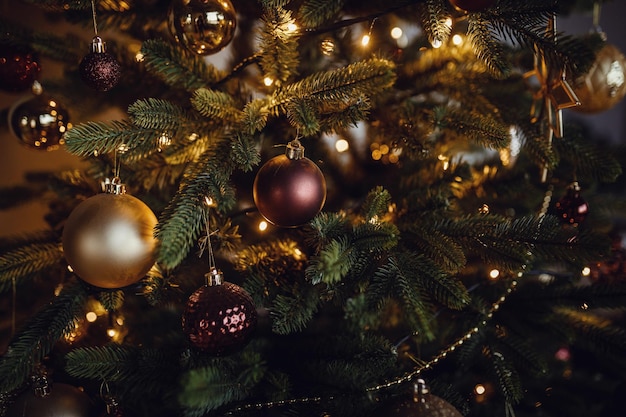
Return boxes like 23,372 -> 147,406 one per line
253,140 -> 327,228
378,379 -> 463,417
449,0 -> 495,12
0,44 -> 40,92
79,36 -> 121,91
555,182 -> 589,226
182,268 -> 257,355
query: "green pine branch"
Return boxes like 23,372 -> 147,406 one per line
467,15 -> 511,77
140,39 -> 225,91
297,0 -> 345,29
258,8 -> 301,86
434,106 -> 511,149
417,0 -> 451,46
0,239 -> 63,293
0,282 -> 87,393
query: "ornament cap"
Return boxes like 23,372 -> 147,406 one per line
205,267 -> 224,286
413,379 -> 429,403
103,177 -> 127,195
90,36 -> 107,53
285,139 -> 304,160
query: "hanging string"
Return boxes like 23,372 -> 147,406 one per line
11,276 -> 16,337
90,0 -> 99,36
201,196 -> 217,272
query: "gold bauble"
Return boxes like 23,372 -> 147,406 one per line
5,383 -> 94,417
572,43 -> 626,113
62,193 -> 158,289
168,0 -> 237,56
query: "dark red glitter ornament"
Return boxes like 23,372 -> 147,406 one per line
79,36 -> 121,92
182,268 -> 257,355
555,182 -> 589,226
0,44 -> 40,92
253,140 -> 327,228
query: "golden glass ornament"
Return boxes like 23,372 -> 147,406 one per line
8,86 -> 70,151
572,43 -> 626,113
168,0 -> 237,56
62,179 -> 159,289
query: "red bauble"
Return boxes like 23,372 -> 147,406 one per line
554,183 -> 589,226
449,0 -> 495,12
79,37 -> 121,91
182,269 -> 258,355
0,44 -> 40,92
253,140 -> 327,227
5,383 -> 94,417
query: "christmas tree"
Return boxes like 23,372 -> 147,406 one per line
1,0 -> 626,416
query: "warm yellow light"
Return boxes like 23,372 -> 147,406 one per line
390,27 -> 403,39
445,17 -> 453,27
581,266 -> 591,276
489,269 -> 500,280
287,22 -> 298,33
107,328 -> 117,338
452,34 -> 463,45
204,196 -> 215,207
361,34 -> 371,47
86,311 -> 98,322
475,384 -> 486,395
135,52 -> 145,62
263,77 -> 274,86
116,317 -> 124,325
431,38 -> 443,48
335,138 -> 349,152
259,220 -> 268,231
372,149 -> 382,160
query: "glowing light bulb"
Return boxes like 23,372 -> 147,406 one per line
259,220 -> 268,231
135,52 -> 145,62
431,38 -> 443,48
287,22 -> 298,33
361,34 -> 371,47
489,269 -> 500,280
264,77 -> 274,86
474,384 -> 486,395
581,266 -> 591,276
86,311 -> 98,322
335,138 -> 349,152
452,34 -> 463,45
107,328 -> 117,338
390,27 -> 403,39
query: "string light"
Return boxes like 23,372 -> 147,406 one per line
581,266 -> 591,276
286,22 -> 298,33
489,269 -> 500,280
474,384 -> 486,395
335,138 -> 349,152
258,220 -> 268,231
431,38 -> 443,48
452,34 -> 463,45
86,311 -> 98,322
361,34 -> 371,47
390,27 -> 403,39
263,77 -> 274,86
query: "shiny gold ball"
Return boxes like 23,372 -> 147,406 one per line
168,0 -> 237,56
8,93 -> 70,151
62,193 -> 159,289
572,43 -> 626,114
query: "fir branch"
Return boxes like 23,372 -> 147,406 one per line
368,255 -> 436,340
493,331 -> 548,378
555,128 -> 623,183
416,0 -> 451,46
467,15 -> 511,77
128,98 -> 196,132
140,39 -> 224,91
434,106 -> 511,149
97,290 -> 125,311
297,0 -> 344,29
285,98 -> 321,136
488,347 -> 524,404
271,290 -> 321,335
179,352 -> 266,416
191,89 -> 244,123
0,241 -> 63,293
155,141 -> 237,270
230,133 -> 261,172
0,282 -> 87,393
271,57 -> 396,115
258,8 -> 301,86
306,238 -> 353,285
360,186 -> 392,223
403,225 -> 467,274
64,120 -> 162,160
241,98 -> 271,135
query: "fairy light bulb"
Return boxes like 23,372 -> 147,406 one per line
390,27 -> 403,39
581,266 -> 591,276
263,77 -> 274,86
432,38 -> 443,48
452,34 -> 463,45
286,22 -> 298,33
361,34 -> 371,47
489,269 -> 500,280
86,311 -> 98,322
259,220 -> 268,231
335,138 -> 349,152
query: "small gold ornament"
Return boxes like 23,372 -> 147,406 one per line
168,0 -> 237,56
62,178 -> 159,289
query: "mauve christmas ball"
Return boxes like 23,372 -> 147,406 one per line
79,37 -> 121,92
182,279 -> 257,355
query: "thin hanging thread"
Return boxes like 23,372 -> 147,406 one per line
202,197 -> 217,272
11,276 -> 16,337
91,0 -> 99,36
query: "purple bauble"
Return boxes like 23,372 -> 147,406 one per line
253,141 -> 327,228
555,184 -> 589,226
79,37 -> 121,91
182,270 -> 257,355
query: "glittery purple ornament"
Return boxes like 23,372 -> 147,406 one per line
182,269 -> 257,355
253,140 -> 327,228
555,182 -> 589,226
79,36 -> 121,91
